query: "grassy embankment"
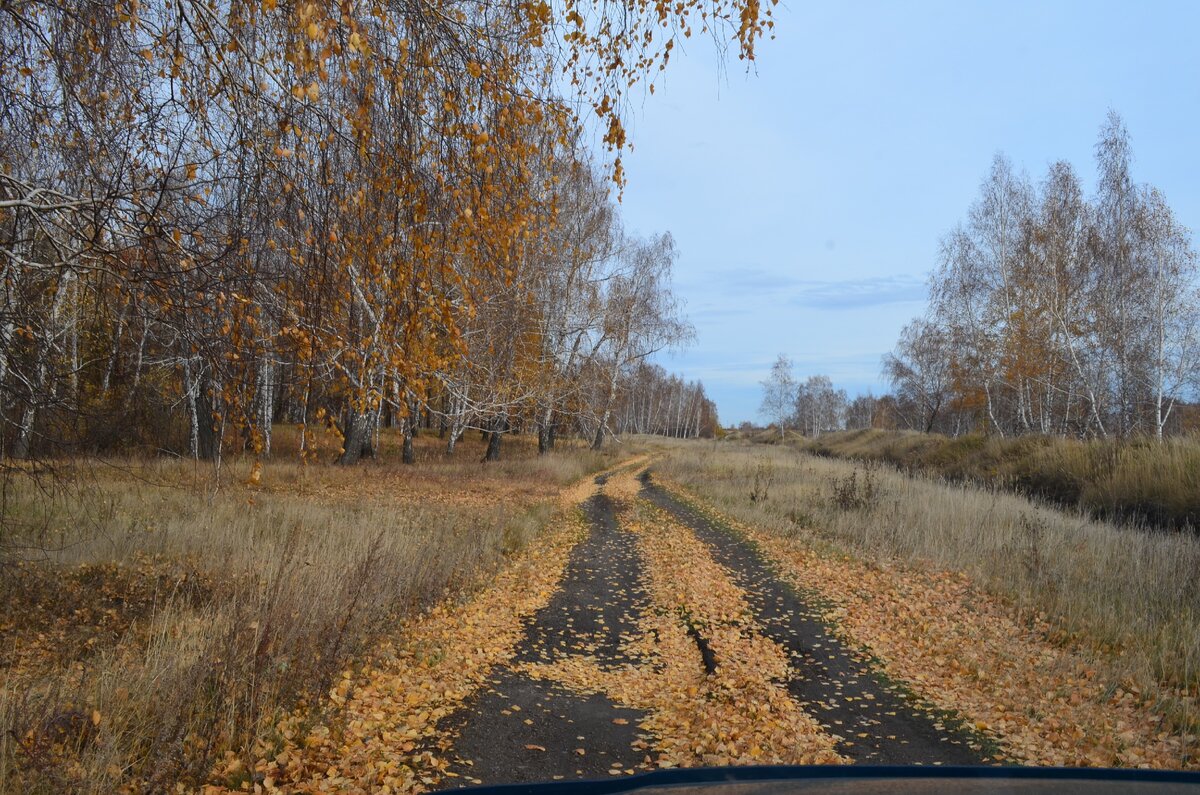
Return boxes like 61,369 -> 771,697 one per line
0,427 -> 617,793
795,429 -> 1200,532
655,440 -> 1200,762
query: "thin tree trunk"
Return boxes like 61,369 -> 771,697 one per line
446,396 -> 464,454
537,404 -> 554,454
101,295 -> 130,394
14,269 -> 74,458
121,314 -> 150,414
0,321 -> 12,458
402,399 -> 416,464
403,417 -> 415,464
195,369 -> 221,461
184,358 -> 201,458
257,355 -> 274,456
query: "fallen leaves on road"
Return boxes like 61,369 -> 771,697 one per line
556,456 -> 649,508
655,479 -> 1197,769
601,465 -> 646,503
520,468 -> 846,769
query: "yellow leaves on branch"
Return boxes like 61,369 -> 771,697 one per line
288,82 -> 319,102
603,115 -> 626,151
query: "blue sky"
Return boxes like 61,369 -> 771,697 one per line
611,0 -> 1200,425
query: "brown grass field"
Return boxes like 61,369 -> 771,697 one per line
0,428 -> 621,793
791,429 -> 1200,531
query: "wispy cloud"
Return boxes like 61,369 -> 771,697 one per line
688,267 -> 798,296
688,304 -> 754,322
690,270 -> 927,310
789,274 -> 927,309
788,352 -> 890,384
660,352 -> 779,387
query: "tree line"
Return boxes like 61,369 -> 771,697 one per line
757,355 -> 851,438
0,0 -> 752,464
759,114 -> 1199,441
608,361 -> 720,440
887,113 -> 1198,439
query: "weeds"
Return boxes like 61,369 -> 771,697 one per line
783,503 -> 816,532
749,459 -> 773,503
1018,513 -> 1047,585
829,463 -> 880,512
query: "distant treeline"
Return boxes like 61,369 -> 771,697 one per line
885,113 -> 1199,440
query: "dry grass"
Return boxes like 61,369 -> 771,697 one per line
800,429 -> 1200,531
654,441 -> 1200,729
0,430 -> 618,793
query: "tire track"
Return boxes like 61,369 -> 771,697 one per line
442,476 -> 653,786
639,472 -> 991,766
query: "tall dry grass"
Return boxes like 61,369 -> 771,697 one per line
800,429 -> 1200,531
655,441 -> 1200,728
0,431 -> 615,793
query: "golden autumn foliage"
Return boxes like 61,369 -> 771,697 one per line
0,0 -> 758,463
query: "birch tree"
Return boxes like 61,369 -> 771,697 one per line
758,354 -> 795,440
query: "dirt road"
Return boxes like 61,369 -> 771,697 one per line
444,478 -> 652,784
441,465 -> 987,788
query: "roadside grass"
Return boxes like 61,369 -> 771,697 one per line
0,430 -> 615,793
654,441 -> 1200,743
796,429 -> 1200,531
